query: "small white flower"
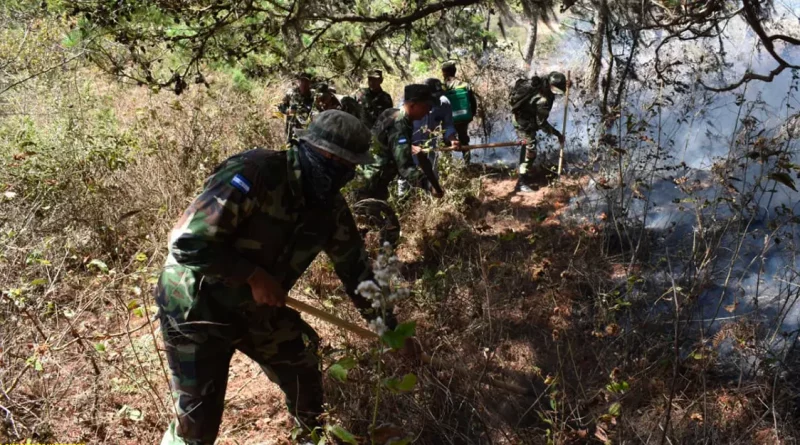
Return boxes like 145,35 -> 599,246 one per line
357,281 -> 381,300
369,317 -> 387,335
374,270 -> 391,287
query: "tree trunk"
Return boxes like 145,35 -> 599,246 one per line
587,0 -> 608,96
523,19 -> 538,69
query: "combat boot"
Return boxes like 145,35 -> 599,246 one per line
515,176 -> 535,193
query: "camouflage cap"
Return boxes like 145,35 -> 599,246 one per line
367,69 -> 383,79
404,84 -> 434,104
295,110 -> 374,165
296,71 -> 312,81
441,60 -> 457,71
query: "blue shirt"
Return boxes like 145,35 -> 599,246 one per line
411,95 -> 457,148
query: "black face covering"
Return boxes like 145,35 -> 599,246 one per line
296,141 -> 356,207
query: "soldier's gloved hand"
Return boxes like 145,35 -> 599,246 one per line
247,267 -> 287,307
557,134 -> 565,145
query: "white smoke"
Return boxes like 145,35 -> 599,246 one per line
474,2 -> 800,342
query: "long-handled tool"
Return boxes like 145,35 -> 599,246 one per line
435,140 -> 527,152
557,70 -> 571,177
286,296 -> 535,396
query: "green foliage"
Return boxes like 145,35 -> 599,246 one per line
328,356 -> 357,382
326,424 -> 358,445
54,0 -> 536,93
384,373 -> 418,393
380,321 -> 416,350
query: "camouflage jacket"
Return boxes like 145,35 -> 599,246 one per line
278,88 -> 315,125
513,83 -> 559,136
314,95 -> 363,121
362,108 -> 423,184
353,87 -> 394,130
160,146 -> 380,321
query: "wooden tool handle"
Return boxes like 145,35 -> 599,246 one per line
557,70 -> 571,177
436,140 -> 526,152
286,296 -> 379,340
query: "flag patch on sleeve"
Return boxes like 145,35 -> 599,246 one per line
231,174 -> 251,194
398,138 -> 408,144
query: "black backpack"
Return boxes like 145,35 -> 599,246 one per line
509,76 -> 544,112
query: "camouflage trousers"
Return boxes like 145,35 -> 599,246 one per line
513,114 -> 539,177
155,273 -> 323,445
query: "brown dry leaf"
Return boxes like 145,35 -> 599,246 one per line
691,412 -> 704,423
724,302 -> 738,313
605,324 -> 620,336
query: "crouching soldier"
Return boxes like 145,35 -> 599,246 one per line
359,84 -> 444,202
509,71 -> 568,192
155,110 -> 406,444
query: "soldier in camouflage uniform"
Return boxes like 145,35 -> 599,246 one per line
278,72 -> 315,142
352,69 -> 394,131
441,60 -> 478,164
511,71 -> 568,192
155,110 -> 399,445
358,84 -> 444,202
314,82 -> 362,120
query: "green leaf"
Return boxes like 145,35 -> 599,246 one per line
385,373 -> 418,393
88,259 -> 109,273
769,172 -> 798,191
135,252 -> 148,262
27,356 -> 44,372
395,321 -> 416,338
94,342 -> 106,353
337,356 -> 357,370
30,278 -> 48,287
381,321 -> 416,350
608,402 -> 621,417
328,364 -> 348,382
326,425 -> 357,445
127,299 -> 141,310
396,373 -> 417,391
